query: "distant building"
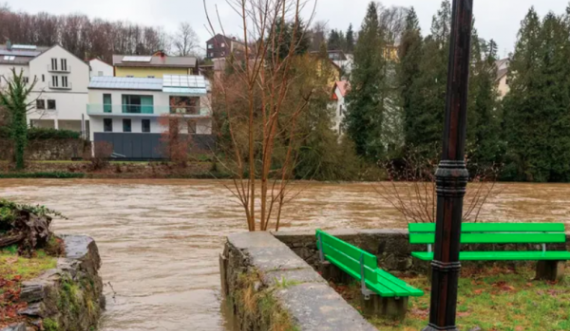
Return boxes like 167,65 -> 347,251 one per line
330,80 -> 349,135
86,75 -> 213,159
496,58 -> 510,99
89,58 -> 113,78
0,43 -> 90,136
205,34 -> 248,60
112,54 -> 198,78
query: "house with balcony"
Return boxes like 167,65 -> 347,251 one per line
86,75 -> 213,159
112,53 -> 198,78
0,43 -> 90,135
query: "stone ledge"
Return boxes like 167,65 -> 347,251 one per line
222,232 -> 376,331
1,235 -> 104,331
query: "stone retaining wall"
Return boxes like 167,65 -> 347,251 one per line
1,235 -> 104,331
220,232 -> 377,331
0,139 -> 89,161
273,229 -> 570,274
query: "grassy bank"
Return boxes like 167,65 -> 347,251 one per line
0,172 -> 86,179
337,265 -> 570,330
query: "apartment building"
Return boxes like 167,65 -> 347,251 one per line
0,43 -> 90,134
205,34 -> 248,60
86,75 -> 213,159
112,53 -> 198,78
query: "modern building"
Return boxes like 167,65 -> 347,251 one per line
0,43 -> 90,135
89,58 -> 113,78
330,80 -> 349,135
112,54 -> 198,78
496,58 -> 510,99
86,75 -> 213,159
205,34 -> 248,60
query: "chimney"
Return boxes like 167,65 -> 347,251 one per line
6,40 -> 12,50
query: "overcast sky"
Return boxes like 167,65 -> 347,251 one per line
5,0 -> 570,58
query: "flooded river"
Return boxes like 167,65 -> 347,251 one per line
1,179 -> 570,330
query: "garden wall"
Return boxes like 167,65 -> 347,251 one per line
220,232 -> 376,331
1,235 -> 104,331
273,229 -> 570,274
0,139 -> 89,161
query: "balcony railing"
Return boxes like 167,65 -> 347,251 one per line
47,65 -> 71,72
86,104 -> 211,117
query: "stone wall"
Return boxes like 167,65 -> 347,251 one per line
273,229 -> 570,274
220,232 -> 376,331
0,139 -> 89,161
1,235 -> 104,331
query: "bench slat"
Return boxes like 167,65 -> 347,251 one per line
410,232 -> 566,244
321,240 -> 378,286
376,269 -> 424,297
409,223 -> 566,233
412,251 -> 570,261
318,230 -> 377,269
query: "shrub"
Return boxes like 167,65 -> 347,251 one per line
0,172 -> 85,179
87,141 -> 113,171
0,127 -> 81,140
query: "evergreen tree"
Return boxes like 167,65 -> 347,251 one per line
398,7 -> 423,152
502,8 -> 546,181
404,0 -> 451,155
467,28 -> 502,171
272,20 -> 310,59
346,24 -> 355,53
345,2 -> 386,160
327,29 -> 341,50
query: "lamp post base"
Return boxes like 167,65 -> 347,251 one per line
422,324 -> 459,331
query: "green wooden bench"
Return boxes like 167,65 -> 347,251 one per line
409,223 -> 570,280
316,229 -> 423,318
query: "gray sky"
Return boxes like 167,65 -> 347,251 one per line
6,0 -> 570,57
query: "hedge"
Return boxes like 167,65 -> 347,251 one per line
0,127 -> 81,140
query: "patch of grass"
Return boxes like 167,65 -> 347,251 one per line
274,276 -> 302,289
0,247 -> 57,281
43,318 -> 60,331
0,172 -> 85,178
339,264 -> 570,331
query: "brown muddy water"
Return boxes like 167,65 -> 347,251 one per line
1,179 -> 569,331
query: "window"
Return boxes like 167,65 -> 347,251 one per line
104,119 -> 113,132
103,94 -> 112,113
221,42 -> 226,48
42,74 -> 45,82
51,58 -> 58,71
208,53 -> 213,58
123,119 -> 132,133
126,75 -> 134,78
62,76 -> 68,88
3,55 -> 15,61
47,100 -> 56,110
506,77 -> 510,85
61,59 -> 67,71
98,71 -> 103,76
147,75 -> 155,78
122,95 -> 153,114
221,52 -> 225,56
52,76 -> 59,87
207,44 -> 213,49
36,100 -> 45,110
142,119 -> 151,133
23,77 -> 29,84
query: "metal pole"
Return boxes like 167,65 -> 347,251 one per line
423,1 -> 473,330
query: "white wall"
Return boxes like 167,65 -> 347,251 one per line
0,64 -> 30,89
89,59 -> 113,78
332,87 -> 345,134
26,46 -> 90,126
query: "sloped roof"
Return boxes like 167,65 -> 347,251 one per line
334,80 -> 350,97
0,44 -> 50,65
112,55 -> 197,68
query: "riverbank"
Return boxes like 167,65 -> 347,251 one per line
0,160 -> 231,179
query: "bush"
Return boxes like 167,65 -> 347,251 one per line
0,127 -> 81,140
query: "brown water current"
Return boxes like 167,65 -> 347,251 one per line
1,179 -> 569,330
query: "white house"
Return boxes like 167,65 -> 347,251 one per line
331,80 -> 349,135
0,43 -> 90,135
89,58 -> 113,78
87,75 -> 213,159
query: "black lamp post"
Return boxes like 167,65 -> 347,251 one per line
423,1 -> 474,330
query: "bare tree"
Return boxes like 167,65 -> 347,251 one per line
205,0 -> 318,232
174,22 -> 199,56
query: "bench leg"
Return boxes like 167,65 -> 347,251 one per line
319,261 -> 350,284
535,261 -> 565,281
361,296 -> 409,320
